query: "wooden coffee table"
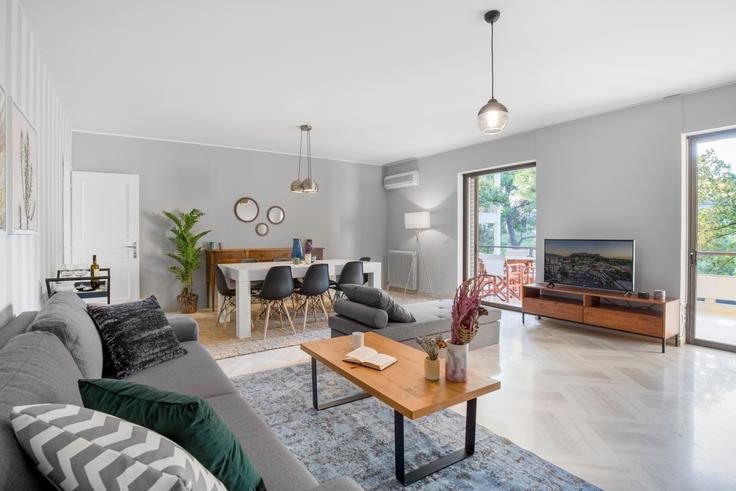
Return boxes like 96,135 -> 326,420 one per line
301,333 -> 501,486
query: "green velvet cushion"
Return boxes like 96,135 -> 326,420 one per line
79,378 -> 265,491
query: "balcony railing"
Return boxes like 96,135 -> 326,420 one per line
698,251 -> 736,257
478,245 -> 536,256
697,250 -> 736,303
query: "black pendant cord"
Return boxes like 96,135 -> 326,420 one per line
307,129 -> 312,179
297,129 -> 303,180
490,21 -> 495,99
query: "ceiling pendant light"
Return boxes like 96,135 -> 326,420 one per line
299,124 -> 319,194
477,10 -> 509,135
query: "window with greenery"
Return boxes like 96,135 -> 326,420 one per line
697,147 -> 736,276
476,166 -> 537,252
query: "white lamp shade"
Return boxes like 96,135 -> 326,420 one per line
404,211 -> 431,230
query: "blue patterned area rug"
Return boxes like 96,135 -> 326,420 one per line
231,363 -> 600,491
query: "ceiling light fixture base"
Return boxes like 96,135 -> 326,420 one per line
484,10 -> 500,24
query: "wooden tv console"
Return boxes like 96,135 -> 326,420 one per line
521,283 -> 680,353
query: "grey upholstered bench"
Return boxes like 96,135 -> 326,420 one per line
329,299 -> 501,350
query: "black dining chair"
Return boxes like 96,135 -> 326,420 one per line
360,257 -> 371,285
256,265 -> 296,339
215,266 -> 237,328
294,263 -> 330,332
328,260 -> 364,305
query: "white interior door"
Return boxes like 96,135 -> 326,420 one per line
72,171 -> 140,303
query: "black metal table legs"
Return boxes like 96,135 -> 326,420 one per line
310,357 -> 478,485
394,398 -> 477,486
310,357 -> 371,410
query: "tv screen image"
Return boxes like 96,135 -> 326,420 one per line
544,239 -> 635,292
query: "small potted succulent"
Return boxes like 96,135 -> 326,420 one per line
446,274 -> 489,382
415,336 -> 446,381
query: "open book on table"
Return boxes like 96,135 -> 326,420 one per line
343,346 -> 397,371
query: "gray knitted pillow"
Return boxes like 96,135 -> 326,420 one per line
27,292 -> 103,378
87,296 -> 186,378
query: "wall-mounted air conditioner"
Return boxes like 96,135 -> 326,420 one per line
383,170 -> 419,190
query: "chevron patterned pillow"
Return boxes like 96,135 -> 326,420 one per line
10,403 -> 226,491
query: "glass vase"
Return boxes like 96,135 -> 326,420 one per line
291,238 -> 304,260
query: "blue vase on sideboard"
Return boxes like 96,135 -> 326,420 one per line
291,238 -> 304,259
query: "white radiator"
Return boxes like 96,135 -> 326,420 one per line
387,250 -> 417,290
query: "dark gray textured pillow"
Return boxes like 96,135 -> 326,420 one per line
341,285 -> 416,323
27,292 -> 103,378
333,299 -> 389,328
87,296 -> 187,379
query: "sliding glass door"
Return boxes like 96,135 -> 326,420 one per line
463,163 -> 537,308
688,130 -> 736,351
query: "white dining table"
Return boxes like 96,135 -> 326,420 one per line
220,260 -> 382,338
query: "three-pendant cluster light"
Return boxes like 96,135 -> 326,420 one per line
290,124 -> 319,194
477,10 -> 509,135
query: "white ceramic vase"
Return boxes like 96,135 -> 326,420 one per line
445,342 -> 469,382
305,253 -> 312,264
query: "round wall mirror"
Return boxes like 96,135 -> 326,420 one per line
255,222 -> 269,236
267,206 -> 285,224
234,197 -> 259,223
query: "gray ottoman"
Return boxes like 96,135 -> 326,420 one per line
329,299 -> 501,350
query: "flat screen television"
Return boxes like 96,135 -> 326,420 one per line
544,239 -> 635,292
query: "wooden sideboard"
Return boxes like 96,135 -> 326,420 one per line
521,283 -> 680,353
205,247 -> 325,309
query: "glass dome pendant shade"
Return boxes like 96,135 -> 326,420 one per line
477,98 -> 509,134
477,10 -> 509,135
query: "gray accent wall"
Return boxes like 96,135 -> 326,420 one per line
72,133 -> 387,311
386,83 -> 736,303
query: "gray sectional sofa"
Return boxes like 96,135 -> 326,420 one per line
330,298 -> 501,350
0,299 -> 361,490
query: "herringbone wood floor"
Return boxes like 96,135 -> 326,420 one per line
219,310 -> 736,490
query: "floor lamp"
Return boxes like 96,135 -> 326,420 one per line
404,211 -> 434,297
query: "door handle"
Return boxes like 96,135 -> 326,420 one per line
689,249 -> 696,266
125,242 -> 138,259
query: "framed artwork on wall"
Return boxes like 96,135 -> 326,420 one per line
0,85 -> 6,233
11,101 -> 38,234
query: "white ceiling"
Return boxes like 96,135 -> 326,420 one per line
19,0 -> 736,165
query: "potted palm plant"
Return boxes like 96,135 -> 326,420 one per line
164,208 -> 210,313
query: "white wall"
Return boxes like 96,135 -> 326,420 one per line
72,133 -> 387,311
386,83 -> 736,307
0,0 -> 72,325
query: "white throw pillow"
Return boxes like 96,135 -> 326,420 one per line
11,403 -> 226,491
